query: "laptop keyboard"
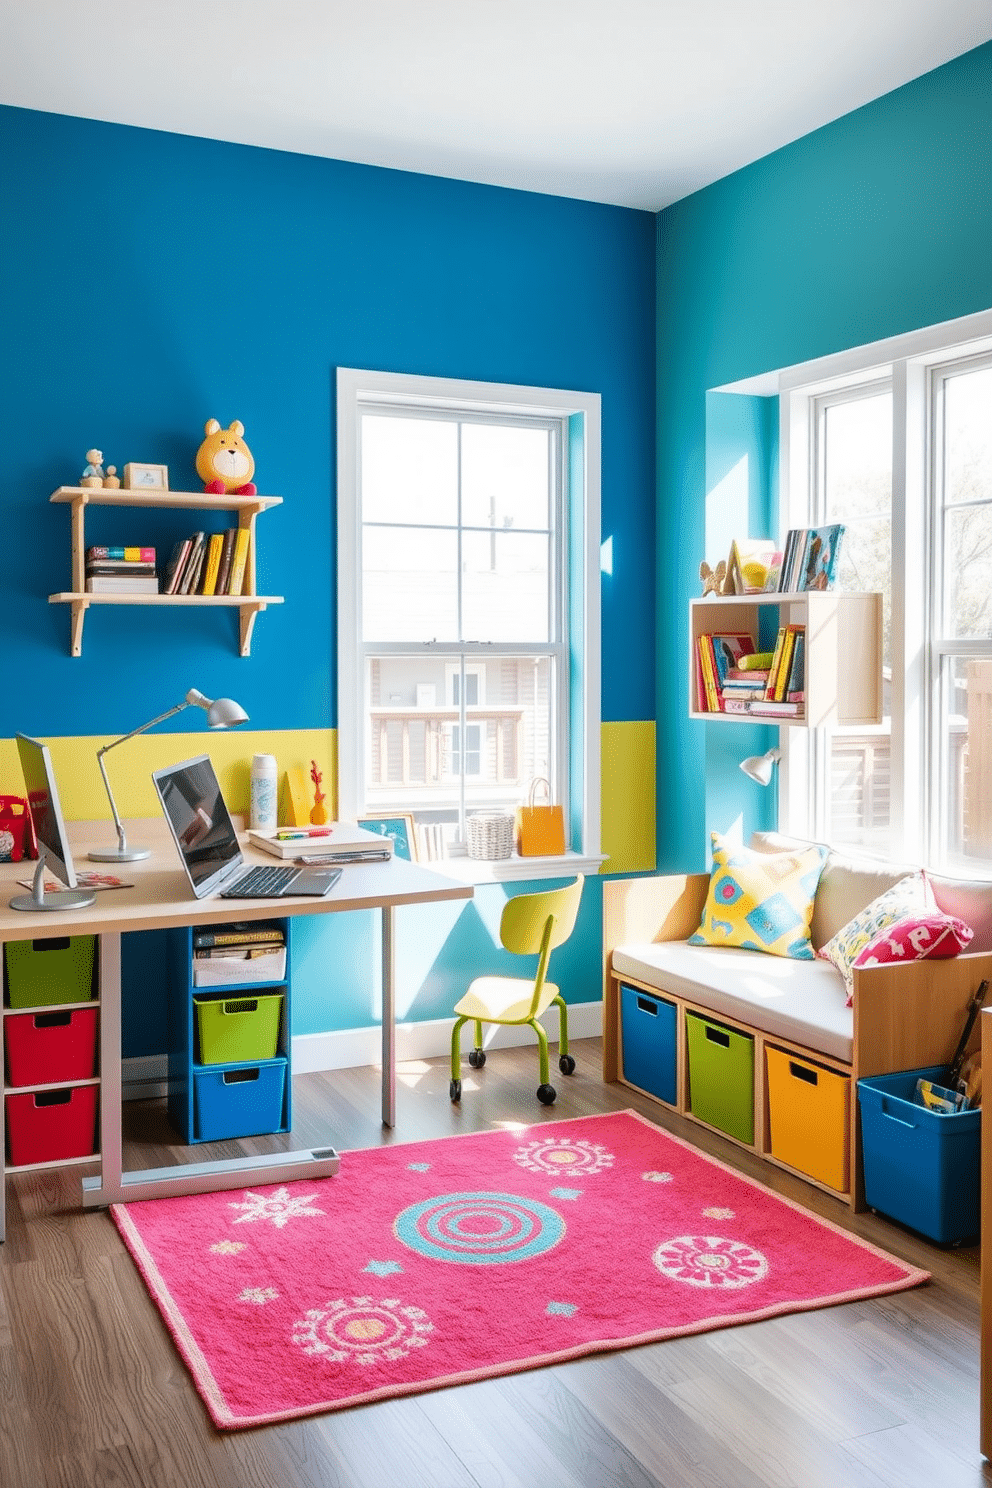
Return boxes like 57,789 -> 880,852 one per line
225,864 -> 300,898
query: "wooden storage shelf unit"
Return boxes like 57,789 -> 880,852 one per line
48,486 -> 284,657
689,590 -> 883,727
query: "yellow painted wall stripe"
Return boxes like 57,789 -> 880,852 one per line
1,722 -> 654,871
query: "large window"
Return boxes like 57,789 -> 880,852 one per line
337,369 -> 601,872
781,313 -> 992,873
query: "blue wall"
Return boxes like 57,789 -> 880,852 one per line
0,106 -> 656,737
656,40 -> 992,871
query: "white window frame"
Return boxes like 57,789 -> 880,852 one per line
336,367 -> 602,880
773,308 -> 992,868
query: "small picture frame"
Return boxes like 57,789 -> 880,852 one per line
357,813 -> 417,862
123,462 -> 169,492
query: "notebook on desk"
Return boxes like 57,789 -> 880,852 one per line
152,755 -> 341,900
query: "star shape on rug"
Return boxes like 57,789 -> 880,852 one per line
549,1187 -> 583,1201
546,1301 -> 577,1317
407,1162 -> 431,1171
364,1259 -> 404,1277
229,1186 -> 325,1228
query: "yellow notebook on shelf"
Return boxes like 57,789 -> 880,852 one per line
200,533 -> 224,595
227,527 -> 251,595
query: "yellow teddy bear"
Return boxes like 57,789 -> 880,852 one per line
195,419 -> 257,495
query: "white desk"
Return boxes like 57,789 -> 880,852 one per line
0,821 -> 472,1239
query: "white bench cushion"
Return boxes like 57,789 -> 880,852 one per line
612,940 -> 853,1063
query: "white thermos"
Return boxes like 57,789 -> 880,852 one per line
250,752 -> 278,830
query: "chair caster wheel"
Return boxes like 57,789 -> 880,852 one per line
468,1048 -> 486,1069
537,1084 -> 557,1105
559,1055 -> 576,1075
449,1079 -> 462,1102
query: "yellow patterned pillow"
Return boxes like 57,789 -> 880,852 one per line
689,832 -> 828,959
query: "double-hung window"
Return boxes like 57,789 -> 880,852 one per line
780,312 -> 992,873
336,369 -> 601,873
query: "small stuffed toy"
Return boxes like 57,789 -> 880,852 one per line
699,559 -> 727,596
195,419 -> 257,495
81,449 -> 105,487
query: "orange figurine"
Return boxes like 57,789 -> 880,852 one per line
310,759 -> 328,825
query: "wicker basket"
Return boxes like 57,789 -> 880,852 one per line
466,811 -> 515,861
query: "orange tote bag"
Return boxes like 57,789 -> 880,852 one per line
514,777 -> 566,856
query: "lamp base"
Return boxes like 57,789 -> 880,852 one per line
88,846 -> 152,863
10,888 -> 97,912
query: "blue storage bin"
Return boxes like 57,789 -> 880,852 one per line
193,1058 -> 288,1142
857,1065 -> 980,1244
620,984 -> 677,1105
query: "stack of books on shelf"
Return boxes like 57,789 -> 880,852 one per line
85,545 -> 158,594
192,922 -> 286,987
777,524 -> 846,592
695,628 -> 805,717
162,527 -> 251,597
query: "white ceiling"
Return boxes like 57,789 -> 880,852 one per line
4,1 -> 991,211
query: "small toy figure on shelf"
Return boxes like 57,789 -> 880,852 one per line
699,559 -> 727,596
81,449 -> 105,487
103,464 -> 121,489
309,759 -> 328,825
195,418 -> 258,495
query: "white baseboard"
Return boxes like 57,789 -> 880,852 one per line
290,1000 -> 603,1074
122,1001 -> 604,1096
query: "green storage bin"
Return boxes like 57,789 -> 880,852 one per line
686,1010 -> 755,1143
5,936 -> 96,1009
195,993 -> 284,1066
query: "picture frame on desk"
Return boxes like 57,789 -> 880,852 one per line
123,462 -> 169,492
357,813 -> 417,861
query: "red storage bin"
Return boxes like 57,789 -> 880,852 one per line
4,1006 -> 99,1087
5,1084 -> 99,1165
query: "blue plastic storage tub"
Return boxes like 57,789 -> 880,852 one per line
193,1058 -> 287,1142
620,984 -> 677,1105
857,1065 -> 980,1244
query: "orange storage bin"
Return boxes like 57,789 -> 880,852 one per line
766,1046 -> 850,1192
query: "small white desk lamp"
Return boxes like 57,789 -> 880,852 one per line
739,747 -> 781,786
89,688 -> 249,862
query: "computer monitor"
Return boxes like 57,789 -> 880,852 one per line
9,734 -> 96,912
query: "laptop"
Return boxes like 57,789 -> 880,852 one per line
152,754 -> 341,900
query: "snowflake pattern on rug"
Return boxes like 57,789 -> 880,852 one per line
293,1297 -> 433,1365
653,1235 -> 769,1289
228,1187 -> 325,1228
240,1286 -> 278,1305
702,1207 -> 735,1220
210,1239 -> 246,1255
513,1137 -> 614,1176
642,1171 -> 674,1183
364,1259 -> 403,1276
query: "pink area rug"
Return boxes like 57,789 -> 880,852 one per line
111,1110 -> 928,1430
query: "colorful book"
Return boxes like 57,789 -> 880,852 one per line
178,532 -> 206,594
200,532 -> 225,595
697,637 -> 720,711
214,527 -> 237,596
725,667 -> 770,683
163,537 -> 192,595
784,630 -> 805,701
86,562 -> 157,576
193,924 -> 285,949
708,633 -> 756,691
762,626 -> 788,701
226,527 -> 251,595
800,524 -> 845,591
86,546 -> 155,563
85,575 -> 159,594
772,626 -> 798,701
752,699 -> 801,716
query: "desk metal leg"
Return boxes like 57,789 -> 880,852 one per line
98,931 -> 124,1195
382,903 -> 396,1127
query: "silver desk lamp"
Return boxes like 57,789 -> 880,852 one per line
739,747 -> 781,786
89,688 -> 249,862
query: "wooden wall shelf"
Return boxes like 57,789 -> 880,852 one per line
48,486 -> 284,657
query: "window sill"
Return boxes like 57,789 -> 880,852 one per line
431,851 -> 604,885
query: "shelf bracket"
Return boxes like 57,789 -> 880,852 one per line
239,601 -> 265,657
70,598 -> 89,658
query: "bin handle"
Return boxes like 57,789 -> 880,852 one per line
636,997 -> 658,1017
222,999 -> 260,1016
223,1067 -> 261,1085
789,1061 -> 818,1086
879,1095 -> 918,1128
705,1025 -> 731,1048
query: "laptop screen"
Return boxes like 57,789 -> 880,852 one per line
152,754 -> 243,898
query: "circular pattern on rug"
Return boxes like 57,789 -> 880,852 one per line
394,1191 -> 565,1265
512,1137 -> 615,1176
652,1235 -> 769,1289
293,1297 -> 433,1365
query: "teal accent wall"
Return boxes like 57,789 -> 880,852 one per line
657,40 -> 992,871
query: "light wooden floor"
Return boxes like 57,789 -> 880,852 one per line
1,1038 -> 989,1488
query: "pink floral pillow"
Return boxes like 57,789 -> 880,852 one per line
819,872 -> 973,1004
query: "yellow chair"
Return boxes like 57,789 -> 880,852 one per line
449,875 -> 584,1106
